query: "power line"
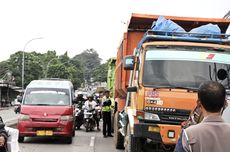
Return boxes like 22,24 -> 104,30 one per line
223,10 -> 230,19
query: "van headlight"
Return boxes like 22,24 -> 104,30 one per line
19,114 -> 30,121
60,115 -> 73,121
144,112 -> 160,121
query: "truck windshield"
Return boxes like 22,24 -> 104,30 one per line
23,88 -> 70,106
143,49 -> 230,89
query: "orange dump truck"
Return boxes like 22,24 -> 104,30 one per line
113,13 -> 230,152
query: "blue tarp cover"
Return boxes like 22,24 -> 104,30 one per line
151,16 -> 221,37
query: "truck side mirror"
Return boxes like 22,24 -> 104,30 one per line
127,86 -> 137,92
124,56 -> 135,70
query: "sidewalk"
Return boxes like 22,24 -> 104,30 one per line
0,106 -> 18,127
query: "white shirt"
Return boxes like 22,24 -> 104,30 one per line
84,100 -> 97,110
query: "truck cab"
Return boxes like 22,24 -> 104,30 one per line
114,14 -> 230,152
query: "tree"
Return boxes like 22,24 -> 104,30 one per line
0,61 -> 10,79
7,51 -> 43,87
93,62 -> 108,83
6,50 -> 84,89
73,48 -> 101,85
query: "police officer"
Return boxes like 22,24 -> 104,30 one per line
102,90 -> 113,138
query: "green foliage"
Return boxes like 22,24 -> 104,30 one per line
73,48 -> 101,84
1,48 -> 108,89
93,62 -> 108,82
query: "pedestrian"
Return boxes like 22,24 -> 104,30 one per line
0,117 -> 7,152
102,90 -> 113,138
178,81 -> 230,152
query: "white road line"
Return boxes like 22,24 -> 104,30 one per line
90,136 -> 95,147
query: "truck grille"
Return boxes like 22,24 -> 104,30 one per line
143,107 -> 191,124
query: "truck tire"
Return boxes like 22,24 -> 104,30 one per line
124,124 -> 142,152
114,112 -> 124,149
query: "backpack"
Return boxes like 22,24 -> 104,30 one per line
0,117 -> 5,129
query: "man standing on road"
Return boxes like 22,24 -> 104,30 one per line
102,90 -> 113,138
181,81 -> 230,152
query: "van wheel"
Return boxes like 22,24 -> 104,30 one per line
18,136 -> 24,143
114,112 -> 124,149
66,137 -> 72,144
72,129 -> 75,137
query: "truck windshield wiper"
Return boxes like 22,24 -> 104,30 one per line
170,86 -> 198,91
146,85 -> 198,91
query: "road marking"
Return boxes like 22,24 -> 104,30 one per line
90,136 -> 95,147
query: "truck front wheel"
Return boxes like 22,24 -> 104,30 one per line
114,112 -> 124,149
124,124 -> 142,152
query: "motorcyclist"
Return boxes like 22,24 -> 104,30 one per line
76,92 -> 86,109
84,95 -> 100,131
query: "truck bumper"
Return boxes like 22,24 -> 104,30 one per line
133,123 -> 180,145
133,123 -> 162,142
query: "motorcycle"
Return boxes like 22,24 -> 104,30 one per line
84,109 -> 96,132
83,106 -> 101,132
74,104 -> 84,130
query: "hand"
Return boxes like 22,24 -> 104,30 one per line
0,136 -> 5,147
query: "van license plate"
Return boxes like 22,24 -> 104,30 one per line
36,130 -> 53,136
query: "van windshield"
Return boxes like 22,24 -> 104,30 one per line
143,49 -> 230,89
23,88 -> 70,106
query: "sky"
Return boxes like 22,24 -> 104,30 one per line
0,0 -> 229,63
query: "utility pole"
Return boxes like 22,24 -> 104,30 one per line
22,37 -> 43,90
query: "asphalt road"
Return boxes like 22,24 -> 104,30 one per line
19,123 -> 124,152
0,108 -> 123,152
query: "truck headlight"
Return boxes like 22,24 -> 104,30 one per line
144,112 -> 160,121
60,115 -> 73,121
19,114 -> 30,121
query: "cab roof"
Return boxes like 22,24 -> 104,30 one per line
27,79 -> 73,89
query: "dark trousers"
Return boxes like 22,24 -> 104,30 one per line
102,111 -> 111,136
93,114 -> 99,127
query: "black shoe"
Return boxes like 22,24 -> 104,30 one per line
103,135 -> 107,138
107,134 -> 113,137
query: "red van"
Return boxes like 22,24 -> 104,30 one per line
17,79 -> 75,144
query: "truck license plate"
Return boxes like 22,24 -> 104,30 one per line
36,130 -> 53,136
148,126 -> 160,133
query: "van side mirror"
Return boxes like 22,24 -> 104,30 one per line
124,56 -> 135,70
127,86 -> 137,92
73,97 -> 77,104
17,96 -> 23,103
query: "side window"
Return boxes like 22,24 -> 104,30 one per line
134,50 -> 141,80
71,87 -> 74,103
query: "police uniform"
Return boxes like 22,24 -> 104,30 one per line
102,95 -> 112,137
